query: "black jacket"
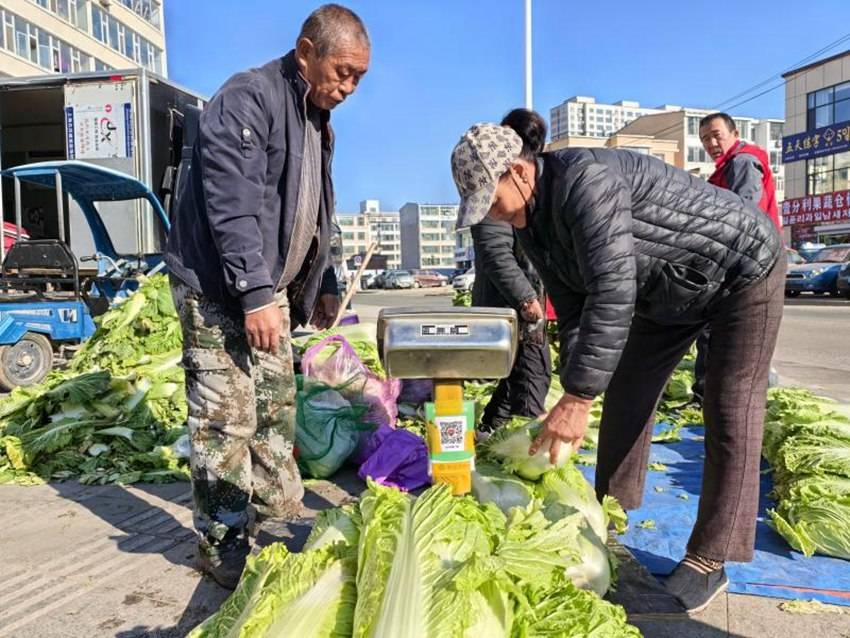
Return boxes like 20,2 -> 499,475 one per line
165,52 -> 337,326
518,148 -> 782,400
471,217 -> 541,310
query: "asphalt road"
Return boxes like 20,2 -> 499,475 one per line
353,287 -> 850,402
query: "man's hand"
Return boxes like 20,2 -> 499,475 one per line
529,392 -> 593,464
520,298 -> 544,322
244,304 -> 283,354
312,294 -> 340,330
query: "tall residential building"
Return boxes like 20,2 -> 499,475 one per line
780,49 -> 850,247
337,200 -> 401,269
399,202 -> 458,270
549,100 -> 785,202
0,1 -> 167,78
550,96 -> 681,141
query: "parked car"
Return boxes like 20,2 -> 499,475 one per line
368,271 -> 389,289
411,269 -> 447,287
384,269 -> 416,289
786,247 -> 805,266
452,267 -> 475,291
785,244 -> 850,297
837,261 -> 850,299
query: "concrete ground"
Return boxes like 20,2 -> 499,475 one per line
2,475 -> 850,637
1,288 -> 848,637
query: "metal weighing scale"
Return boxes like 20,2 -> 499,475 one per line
377,307 -> 518,495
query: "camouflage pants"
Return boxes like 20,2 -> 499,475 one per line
171,279 -> 303,543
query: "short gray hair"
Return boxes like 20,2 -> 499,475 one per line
298,4 -> 370,58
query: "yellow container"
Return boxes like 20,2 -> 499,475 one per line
430,455 -> 474,495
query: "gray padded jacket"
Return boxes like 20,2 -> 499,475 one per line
518,148 -> 781,399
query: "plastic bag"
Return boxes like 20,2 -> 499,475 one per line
398,379 -> 433,404
357,424 -> 430,491
302,335 -> 401,429
295,381 -> 371,479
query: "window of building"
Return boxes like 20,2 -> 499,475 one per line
769,121 -> 783,140
119,0 -> 161,28
2,9 -> 92,72
807,151 -> 850,195
342,232 -> 354,241
687,116 -> 701,136
807,82 -> 850,130
687,146 -> 709,163
734,120 -> 750,140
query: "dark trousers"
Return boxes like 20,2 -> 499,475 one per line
595,260 -> 785,562
482,332 -> 552,426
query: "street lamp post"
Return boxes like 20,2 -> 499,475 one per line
524,0 -> 532,109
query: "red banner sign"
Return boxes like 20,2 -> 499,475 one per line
781,191 -> 850,227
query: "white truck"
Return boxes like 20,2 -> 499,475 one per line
0,67 -> 205,260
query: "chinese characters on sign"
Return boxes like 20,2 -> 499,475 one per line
64,81 -> 135,161
782,121 -> 850,163
782,192 -> 850,226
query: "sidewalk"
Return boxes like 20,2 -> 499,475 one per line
2,474 -> 849,637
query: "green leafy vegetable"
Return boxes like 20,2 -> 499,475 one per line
471,461 -> 536,515
480,419 -> 574,480
0,275 -> 188,485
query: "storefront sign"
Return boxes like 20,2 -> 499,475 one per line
782,120 -> 850,163
782,192 -> 850,226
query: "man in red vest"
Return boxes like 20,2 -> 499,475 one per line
690,112 -> 781,404
701,112 -> 780,229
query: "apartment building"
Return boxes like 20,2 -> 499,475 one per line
548,95 -> 784,200
399,202 -> 458,270
337,200 -> 402,269
0,0 -> 166,78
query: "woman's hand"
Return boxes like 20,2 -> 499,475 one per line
530,392 -> 594,464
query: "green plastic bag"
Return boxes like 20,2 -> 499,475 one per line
295,380 -> 372,479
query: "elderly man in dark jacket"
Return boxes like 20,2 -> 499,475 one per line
471,217 -> 550,433
164,4 -> 369,588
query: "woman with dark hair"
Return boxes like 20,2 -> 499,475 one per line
472,110 -> 551,435
451,109 -> 784,613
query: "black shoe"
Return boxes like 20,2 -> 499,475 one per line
197,533 -> 250,590
665,560 -> 728,614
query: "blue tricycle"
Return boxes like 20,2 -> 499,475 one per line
0,161 -> 170,390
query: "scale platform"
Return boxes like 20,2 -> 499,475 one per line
377,307 -> 518,380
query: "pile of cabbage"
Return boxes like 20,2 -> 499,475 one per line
475,420 -> 627,596
0,275 -> 188,485
762,388 -> 850,560
190,480 -> 640,638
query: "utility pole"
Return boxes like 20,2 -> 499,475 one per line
524,0 -> 532,109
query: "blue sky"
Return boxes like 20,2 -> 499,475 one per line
166,0 -> 850,212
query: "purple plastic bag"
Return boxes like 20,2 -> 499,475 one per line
302,335 -> 401,429
357,425 -> 430,491
398,379 -> 433,404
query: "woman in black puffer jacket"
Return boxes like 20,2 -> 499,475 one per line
451,110 -> 784,613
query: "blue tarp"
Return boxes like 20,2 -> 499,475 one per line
579,424 -> 850,606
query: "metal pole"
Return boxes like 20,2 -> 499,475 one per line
14,175 -> 22,243
55,170 -> 66,244
524,0 -> 532,110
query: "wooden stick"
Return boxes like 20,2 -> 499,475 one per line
331,241 -> 378,328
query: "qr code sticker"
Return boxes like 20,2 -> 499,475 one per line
434,417 -> 465,452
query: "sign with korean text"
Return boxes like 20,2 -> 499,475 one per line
782,121 -> 850,163
64,81 -> 135,160
781,191 -> 850,226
